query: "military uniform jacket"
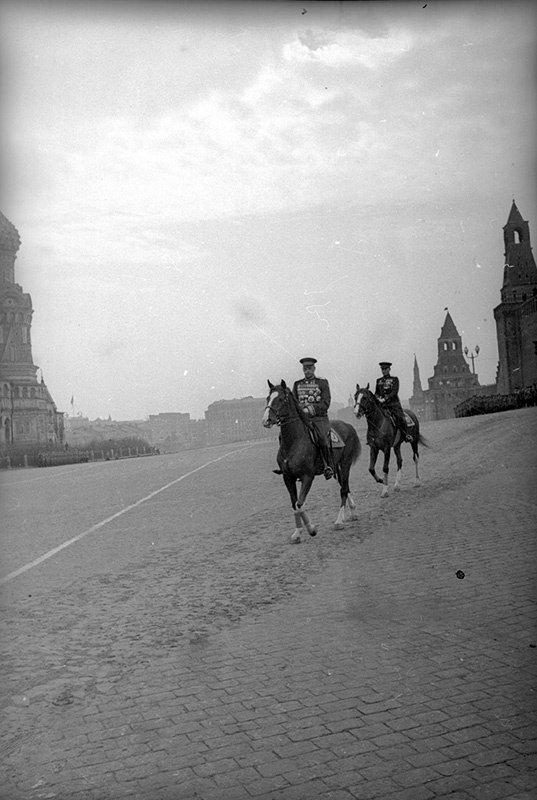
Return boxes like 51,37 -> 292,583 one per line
292,376 -> 331,417
375,375 -> 402,409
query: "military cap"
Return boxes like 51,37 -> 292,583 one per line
379,361 -> 392,368
299,357 -> 317,365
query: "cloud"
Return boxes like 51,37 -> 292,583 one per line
284,27 -> 414,69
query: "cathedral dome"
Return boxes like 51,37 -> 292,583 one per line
0,211 -> 21,254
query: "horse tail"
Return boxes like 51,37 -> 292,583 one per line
350,426 -> 361,464
418,433 -> 430,449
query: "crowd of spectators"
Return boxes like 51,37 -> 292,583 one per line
455,385 -> 537,417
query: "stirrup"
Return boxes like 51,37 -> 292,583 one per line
324,466 -> 334,480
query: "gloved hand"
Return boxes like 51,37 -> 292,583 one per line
303,405 -> 315,416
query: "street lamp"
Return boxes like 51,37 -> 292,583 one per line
464,344 -> 480,373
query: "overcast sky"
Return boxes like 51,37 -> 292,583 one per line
1,0 -> 536,420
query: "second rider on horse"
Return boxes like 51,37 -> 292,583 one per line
292,357 -> 334,479
375,361 -> 413,442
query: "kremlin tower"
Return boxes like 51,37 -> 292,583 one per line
493,201 -> 537,393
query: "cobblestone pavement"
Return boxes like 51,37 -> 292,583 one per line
1,409 -> 536,799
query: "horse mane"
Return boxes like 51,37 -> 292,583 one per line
356,384 -> 384,413
278,381 -> 314,428
368,388 -> 382,410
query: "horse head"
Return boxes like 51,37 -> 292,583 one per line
263,380 -> 291,427
353,383 -> 371,418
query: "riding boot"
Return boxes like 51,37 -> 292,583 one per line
400,420 -> 413,442
320,440 -> 334,479
392,409 -> 412,442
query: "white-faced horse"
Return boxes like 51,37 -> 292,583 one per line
263,380 -> 361,543
353,383 -> 428,497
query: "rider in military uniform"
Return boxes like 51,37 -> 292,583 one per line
374,362 -> 413,442
292,357 -> 334,479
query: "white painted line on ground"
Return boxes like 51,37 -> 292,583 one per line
0,445 -> 253,586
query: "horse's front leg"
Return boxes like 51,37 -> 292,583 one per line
393,444 -> 403,492
296,474 -> 317,538
380,448 -> 391,498
368,447 -> 384,487
284,475 -> 303,544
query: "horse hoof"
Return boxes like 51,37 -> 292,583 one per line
394,485 -> 401,492
414,481 -> 421,488
334,523 -> 344,531
381,491 -> 389,498
308,528 -> 317,537
290,537 -> 301,544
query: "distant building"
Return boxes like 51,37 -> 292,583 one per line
64,415 -> 151,448
410,311 -> 494,421
493,201 -> 537,393
205,396 -> 277,446
146,411 -> 192,450
0,212 -> 64,449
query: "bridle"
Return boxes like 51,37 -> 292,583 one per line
264,386 -> 289,427
353,389 -> 369,419
264,386 -> 309,429
354,388 -> 389,439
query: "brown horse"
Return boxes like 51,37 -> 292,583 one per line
353,383 -> 428,497
263,380 -> 361,543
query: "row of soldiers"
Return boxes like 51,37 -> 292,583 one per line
455,384 -> 537,417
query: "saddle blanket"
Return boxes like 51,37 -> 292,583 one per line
385,410 -> 415,429
329,428 -> 344,448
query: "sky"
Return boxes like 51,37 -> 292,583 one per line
1,0 -> 536,421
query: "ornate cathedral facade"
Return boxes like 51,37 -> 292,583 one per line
0,212 -> 64,450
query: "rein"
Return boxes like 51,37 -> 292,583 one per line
355,390 -> 385,433
267,388 -> 313,431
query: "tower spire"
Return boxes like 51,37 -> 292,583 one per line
412,354 -> 423,397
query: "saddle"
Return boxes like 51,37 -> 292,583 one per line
305,425 -> 344,449
273,426 -> 339,476
384,410 -> 415,430
368,409 -> 414,447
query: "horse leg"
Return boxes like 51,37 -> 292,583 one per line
412,441 -> 421,487
334,460 -> 357,529
393,444 -> 403,492
291,507 -> 303,543
284,475 -> 303,543
296,474 -> 317,538
368,447 -> 384,487
380,449 -> 391,498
